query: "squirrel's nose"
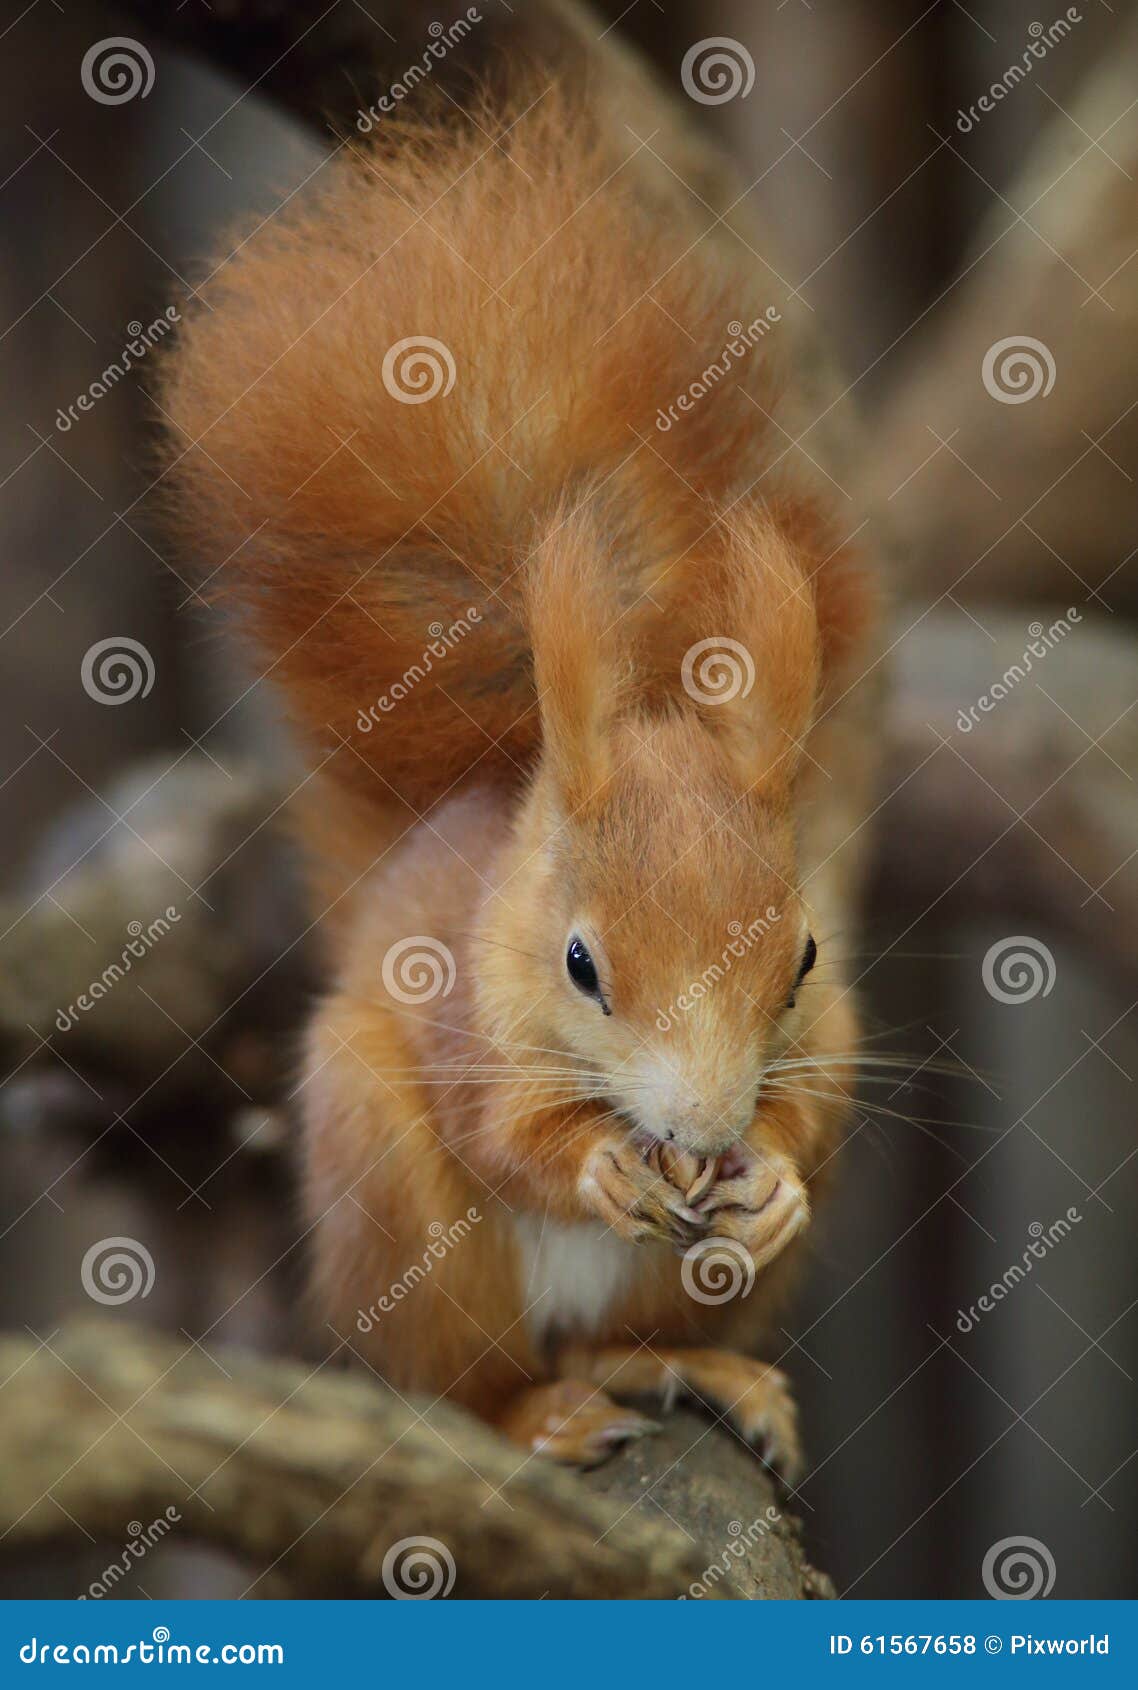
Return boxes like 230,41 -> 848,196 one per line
668,1090 -> 759,1156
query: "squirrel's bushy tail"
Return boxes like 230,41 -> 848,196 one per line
159,84 -> 870,818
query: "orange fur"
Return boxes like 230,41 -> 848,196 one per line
160,87 -> 870,820
159,75 -> 880,1467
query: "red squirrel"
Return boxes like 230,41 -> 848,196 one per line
160,39 -> 880,1474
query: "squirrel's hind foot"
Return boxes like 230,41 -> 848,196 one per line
496,1379 -> 661,1469
557,1344 -> 804,1486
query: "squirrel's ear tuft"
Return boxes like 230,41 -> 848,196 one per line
658,504 -> 823,792
525,503 -> 630,814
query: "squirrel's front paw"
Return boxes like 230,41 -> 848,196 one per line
580,1137 -> 707,1248
694,1152 -> 809,1271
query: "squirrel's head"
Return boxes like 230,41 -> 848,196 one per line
479,500 -> 829,1159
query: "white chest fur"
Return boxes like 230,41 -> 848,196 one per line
513,1215 -> 637,1347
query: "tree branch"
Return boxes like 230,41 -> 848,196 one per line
0,1322 -> 827,1599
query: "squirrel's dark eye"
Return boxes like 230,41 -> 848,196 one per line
567,936 -> 607,1009
786,935 -> 817,1010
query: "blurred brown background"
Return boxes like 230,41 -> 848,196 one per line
1,0 -> 1135,1598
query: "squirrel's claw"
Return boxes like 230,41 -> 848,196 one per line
694,1155 -> 810,1273
499,1379 -> 661,1469
581,1140 -> 711,1248
735,1366 -> 804,1487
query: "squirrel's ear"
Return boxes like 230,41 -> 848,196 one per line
666,505 -> 822,792
526,506 -> 629,814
